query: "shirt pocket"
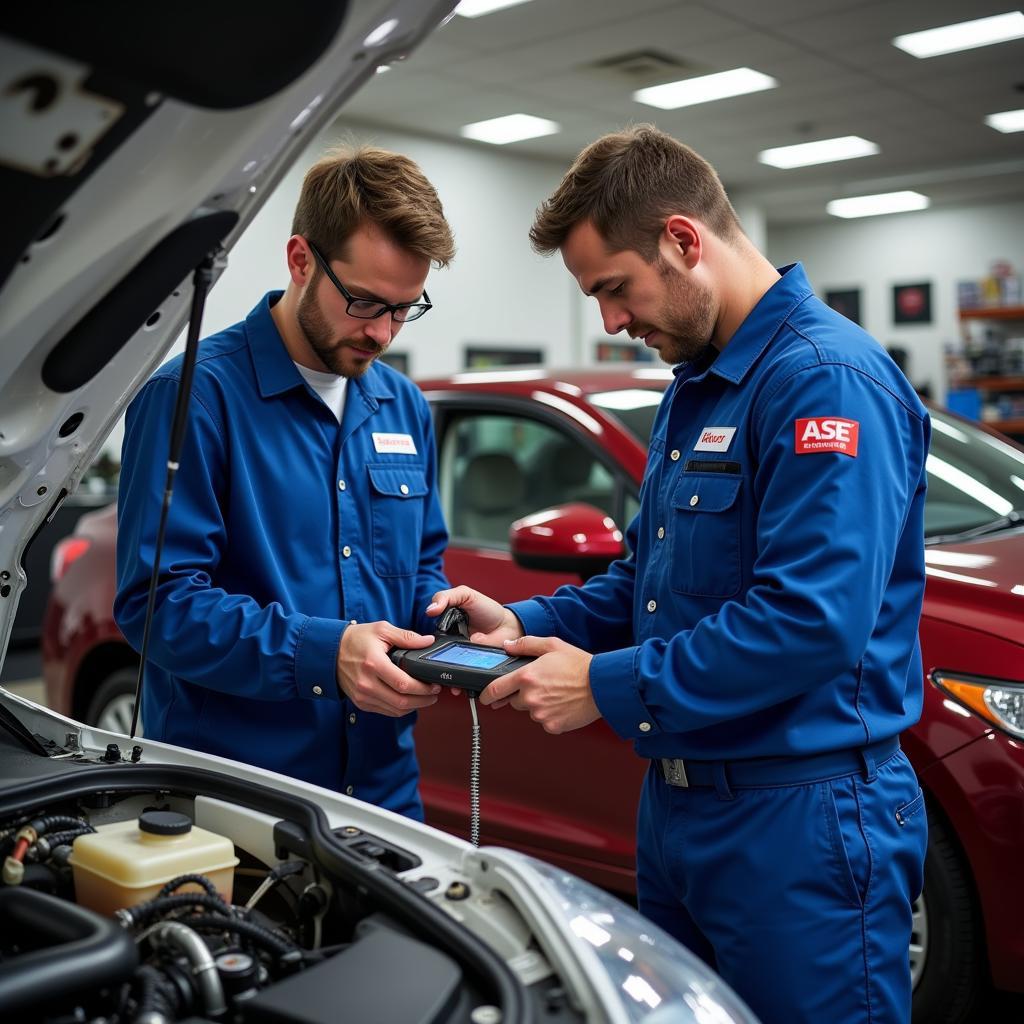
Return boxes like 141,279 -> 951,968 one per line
669,473 -> 743,598
367,464 -> 428,577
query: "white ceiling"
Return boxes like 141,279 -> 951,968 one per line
342,0 -> 1024,225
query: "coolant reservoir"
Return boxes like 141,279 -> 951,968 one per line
70,810 -> 238,916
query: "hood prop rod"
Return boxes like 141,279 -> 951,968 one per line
129,252 -> 219,740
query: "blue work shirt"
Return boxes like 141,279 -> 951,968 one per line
510,264 -> 930,761
114,292 -> 448,815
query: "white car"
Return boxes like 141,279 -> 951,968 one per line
0,4 -> 758,1021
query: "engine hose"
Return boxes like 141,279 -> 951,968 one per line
157,873 -> 228,907
132,964 -> 179,1024
30,815 -> 90,835
181,914 -> 300,961
118,893 -> 237,930
149,921 -> 227,1018
36,826 -> 95,855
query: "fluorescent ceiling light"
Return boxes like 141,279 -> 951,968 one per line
893,11 -> 1024,58
827,191 -> 930,219
455,0 -> 534,17
986,108 -> 1024,133
460,113 -> 560,145
758,136 -> 879,169
633,68 -> 777,110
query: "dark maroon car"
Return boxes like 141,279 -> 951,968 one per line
44,365 -> 1024,1023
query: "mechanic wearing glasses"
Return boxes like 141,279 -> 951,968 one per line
115,146 -> 454,818
430,126 -> 928,1024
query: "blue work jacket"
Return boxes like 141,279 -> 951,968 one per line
114,292 -> 448,815
510,264 -> 930,761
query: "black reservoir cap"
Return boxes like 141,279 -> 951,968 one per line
138,810 -> 192,836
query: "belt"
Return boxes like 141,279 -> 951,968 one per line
656,736 -> 900,790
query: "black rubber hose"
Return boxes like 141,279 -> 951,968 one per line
0,888 -> 138,1015
121,892 -> 236,929
30,815 -> 90,835
157,873 -> 227,906
131,964 -> 179,1022
41,826 -> 95,848
182,914 -> 299,960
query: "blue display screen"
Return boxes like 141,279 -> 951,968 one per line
425,643 -> 508,670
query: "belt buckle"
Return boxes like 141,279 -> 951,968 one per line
661,758 -> 689,788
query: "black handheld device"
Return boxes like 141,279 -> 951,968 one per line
389,636 -> 533,695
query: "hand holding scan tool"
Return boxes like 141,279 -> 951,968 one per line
390,605 -> 534,695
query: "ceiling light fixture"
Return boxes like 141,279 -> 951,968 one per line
633,68 -> 777,109
455,0 -> 534,17
985,107 -> 1024,132
758,135 -> 880,168
827,191 -> 930,219
460,113 -> 560,145
893,11 -> 1024,58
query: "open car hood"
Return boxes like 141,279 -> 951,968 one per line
0,0 -> 457,680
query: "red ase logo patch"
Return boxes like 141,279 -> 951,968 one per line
795,417 -> 859,457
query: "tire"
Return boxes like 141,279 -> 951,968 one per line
911,806 -> 986,1024
84,666 -> 142,736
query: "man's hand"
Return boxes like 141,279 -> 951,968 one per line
336,621 -> 439,717
480,636 -> 600,734
427,586 -> 524,646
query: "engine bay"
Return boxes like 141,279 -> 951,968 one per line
0,753 -> 577,1024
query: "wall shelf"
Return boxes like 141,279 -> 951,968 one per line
958,306 -> 1024,321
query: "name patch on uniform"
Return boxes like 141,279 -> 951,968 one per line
372,432 -> 418,455
795,417 -> 859,457
693,426 -> 736,452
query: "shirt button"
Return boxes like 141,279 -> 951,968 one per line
345,785 -> 354,796
399,483 -> 410,495
639,722 -> 652,732
348,713 -> 357,725
342,545 -> 352,558
689,494 -> 699,507
647,599 -> 656,613
350,619 -> 357,625
657,526 -> 665,539
312,686 -> 323,696
338,479 -> 346,491
670,449 -> 681,461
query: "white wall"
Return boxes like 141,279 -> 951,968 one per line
767,200 -> 1024,404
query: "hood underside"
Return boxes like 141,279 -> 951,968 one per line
0,1 -> 458,674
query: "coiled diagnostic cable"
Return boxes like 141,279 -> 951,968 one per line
436,607 -> 482,847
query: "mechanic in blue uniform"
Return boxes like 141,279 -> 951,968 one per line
115,146 -> 454,818
429,126 -> 929,1023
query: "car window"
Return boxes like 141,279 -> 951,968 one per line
925,409 -> 1024,537
439,413 -> 616,547
588,388 -> 663,444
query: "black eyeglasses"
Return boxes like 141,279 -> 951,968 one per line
307,241 -> 432,323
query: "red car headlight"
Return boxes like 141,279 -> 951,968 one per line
932,670 -> 1024,739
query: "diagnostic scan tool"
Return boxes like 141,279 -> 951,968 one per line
389,636 -> 533,695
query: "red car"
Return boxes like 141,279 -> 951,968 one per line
44,365 -> 1024,1023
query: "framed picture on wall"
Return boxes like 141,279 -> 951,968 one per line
892,282 -> 932,325
378,350 -> 409,374
594,340 -> 654,362
464,345 -> 544,369
824,288 -> 862,326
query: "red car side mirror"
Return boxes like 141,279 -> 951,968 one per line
510,503 -> 625,579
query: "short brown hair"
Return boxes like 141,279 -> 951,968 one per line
292,143 -> 455,267
530,124 -> 741,260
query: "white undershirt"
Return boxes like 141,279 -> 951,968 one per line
294,362 -> 348,423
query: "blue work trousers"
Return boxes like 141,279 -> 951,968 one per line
636,748 -> 927,1024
